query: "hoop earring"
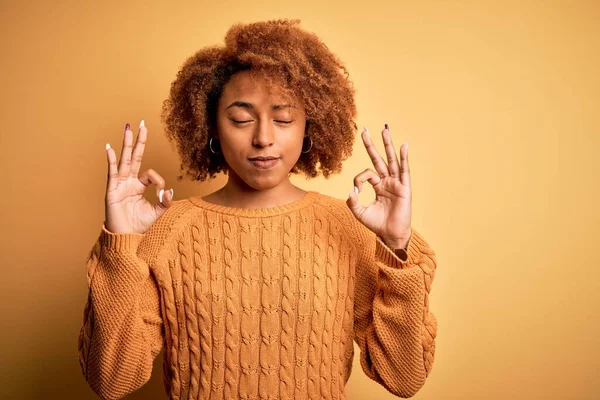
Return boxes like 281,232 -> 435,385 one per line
301,136 -> 312,153
209,137 -> 221,155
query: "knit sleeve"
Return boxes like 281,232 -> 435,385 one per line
77,223 -> 164,400
353,227 -> 437,398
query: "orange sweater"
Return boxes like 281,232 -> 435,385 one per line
78,190 -> 437,400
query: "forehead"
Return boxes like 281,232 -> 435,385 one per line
220,70 -> 295,105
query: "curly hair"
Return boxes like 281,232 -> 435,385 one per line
160,19 -> 358,182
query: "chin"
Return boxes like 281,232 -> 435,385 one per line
240,169 -> 291,191
244,177 -> 285,191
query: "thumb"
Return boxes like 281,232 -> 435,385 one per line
346,187 -> 366,220
155,188 -> 175,212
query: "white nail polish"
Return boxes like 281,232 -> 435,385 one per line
405,141 -> 409,149
159,189 -> 164,203
105,143 -> 111,150
364,126 -> 369,135
170,188 -> 174,199
140,119 -> 145,128
354,186 -> 359,194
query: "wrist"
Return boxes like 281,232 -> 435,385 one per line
379,229 -> 412,250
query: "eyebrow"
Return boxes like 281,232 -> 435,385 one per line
225,101 -> 294,111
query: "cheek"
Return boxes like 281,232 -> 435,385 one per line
214,122 -> 241,159
282,134 -> 307,164
292,121 -> 308,149
219,139 -> 240,166
291,136 -> 305,154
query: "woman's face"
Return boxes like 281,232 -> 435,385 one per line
215,70 -> 307,191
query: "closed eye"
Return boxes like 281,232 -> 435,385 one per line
231,119 -> 293,124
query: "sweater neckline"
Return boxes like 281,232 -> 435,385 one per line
188,190 -> 319,217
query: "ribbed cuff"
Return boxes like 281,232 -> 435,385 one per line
375,236 -> 405,269
93,223 -> 150,284
99,223 -> 145,253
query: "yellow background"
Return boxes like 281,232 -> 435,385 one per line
1,1 -> 598,399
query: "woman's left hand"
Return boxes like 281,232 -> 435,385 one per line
346,124 -> 412,249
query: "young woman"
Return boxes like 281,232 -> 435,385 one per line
78,19 -> 437,400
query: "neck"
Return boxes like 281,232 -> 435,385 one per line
217,173 -> 303,209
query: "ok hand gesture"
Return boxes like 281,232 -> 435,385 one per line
346,124 -> 412,249
104,120 -> 175,234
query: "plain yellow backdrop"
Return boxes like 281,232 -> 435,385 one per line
1,1 -> 598,399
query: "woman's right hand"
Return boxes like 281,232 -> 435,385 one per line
104,120 -> 175,234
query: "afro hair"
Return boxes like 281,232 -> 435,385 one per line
160,19 -> 358,182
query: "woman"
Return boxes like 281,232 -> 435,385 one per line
78,19 -> 437,400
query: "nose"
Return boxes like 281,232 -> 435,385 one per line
252,119 -> 274,148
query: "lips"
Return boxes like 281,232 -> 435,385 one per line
249,157 -> 280,169
248,156 -> 279,161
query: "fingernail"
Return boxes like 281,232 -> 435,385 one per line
159,189 -> 164,203
364,126 -> 369,135
125,123 -> 130,131
105,143 -> 111,150
354,186 -> 359,194
140,119 -> 145,128
405,141 -> 409,149
170,188 -> 174,199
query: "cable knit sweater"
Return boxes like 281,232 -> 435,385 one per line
77,190 -> 437,400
